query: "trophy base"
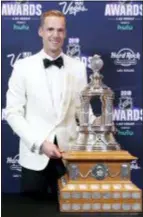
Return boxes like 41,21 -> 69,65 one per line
59,181 -> 142,212
58,151 -> 142,213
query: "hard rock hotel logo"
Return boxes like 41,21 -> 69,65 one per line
6,154 -> 21,178
130,160 -> 141,170
111,48 -> 141,73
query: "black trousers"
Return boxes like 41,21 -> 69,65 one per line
21,137 -> 66,201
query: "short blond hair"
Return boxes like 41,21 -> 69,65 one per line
40,10 -> 66,26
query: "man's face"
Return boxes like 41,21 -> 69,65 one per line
39,16 -> 66,57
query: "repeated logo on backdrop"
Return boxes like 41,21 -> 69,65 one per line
113,90 -> 143,136
131,160 -> 141,170
1,51 -> 33,121
6,154 -> 21,178
104,1 -> 142,31
1,1 -> 42,31
111,48 -> 141,73
66,37 -> 92,68
58,0 -> 88,16
7,51 -> 32,67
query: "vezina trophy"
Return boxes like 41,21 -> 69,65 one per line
58,55 -> 142,213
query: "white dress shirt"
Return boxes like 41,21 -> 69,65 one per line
41,49 -> 65,118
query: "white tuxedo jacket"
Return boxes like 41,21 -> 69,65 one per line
4,50 -> 87,171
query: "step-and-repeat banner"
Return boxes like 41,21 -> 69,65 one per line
1,0 -> 143,192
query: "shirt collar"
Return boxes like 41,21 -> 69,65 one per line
41,49 -> 63,61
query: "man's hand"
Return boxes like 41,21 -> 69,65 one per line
41,140 -> 62,158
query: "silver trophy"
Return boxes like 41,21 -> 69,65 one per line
73,54 -> 120,151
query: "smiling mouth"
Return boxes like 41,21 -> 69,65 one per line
51,41 -> 60,44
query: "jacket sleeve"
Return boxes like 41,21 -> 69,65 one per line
3,60 -> 46,152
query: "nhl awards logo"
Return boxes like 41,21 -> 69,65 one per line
104,0 -> 142,31
119,91 -> 133,110
114,90 -> 142,137
66,37 -> 92,68
66,38 -> 81,57
2,1 -> 42,31
114,90 -> 143,122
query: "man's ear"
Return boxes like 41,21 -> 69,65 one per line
38,27 -> 43,37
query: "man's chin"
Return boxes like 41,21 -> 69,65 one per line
51,48 -> 61,54
44,46 -> 61,56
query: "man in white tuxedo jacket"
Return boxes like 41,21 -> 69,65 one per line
4,10 -> 87,199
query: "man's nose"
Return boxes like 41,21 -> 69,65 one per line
53,30 -> 59,37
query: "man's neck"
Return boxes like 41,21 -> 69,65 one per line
43,48 -> 62,59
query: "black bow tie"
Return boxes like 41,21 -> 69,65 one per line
43,56 -> 64,69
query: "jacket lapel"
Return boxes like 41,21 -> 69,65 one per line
56,54 -> 73,124
34,51 -> 56,113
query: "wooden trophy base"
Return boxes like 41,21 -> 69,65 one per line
58,151 -> 142,213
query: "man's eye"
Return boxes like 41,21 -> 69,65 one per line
58,29 -> 64,33
47,28 -> 54,31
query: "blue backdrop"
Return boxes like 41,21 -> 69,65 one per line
1,0 -> 143,192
